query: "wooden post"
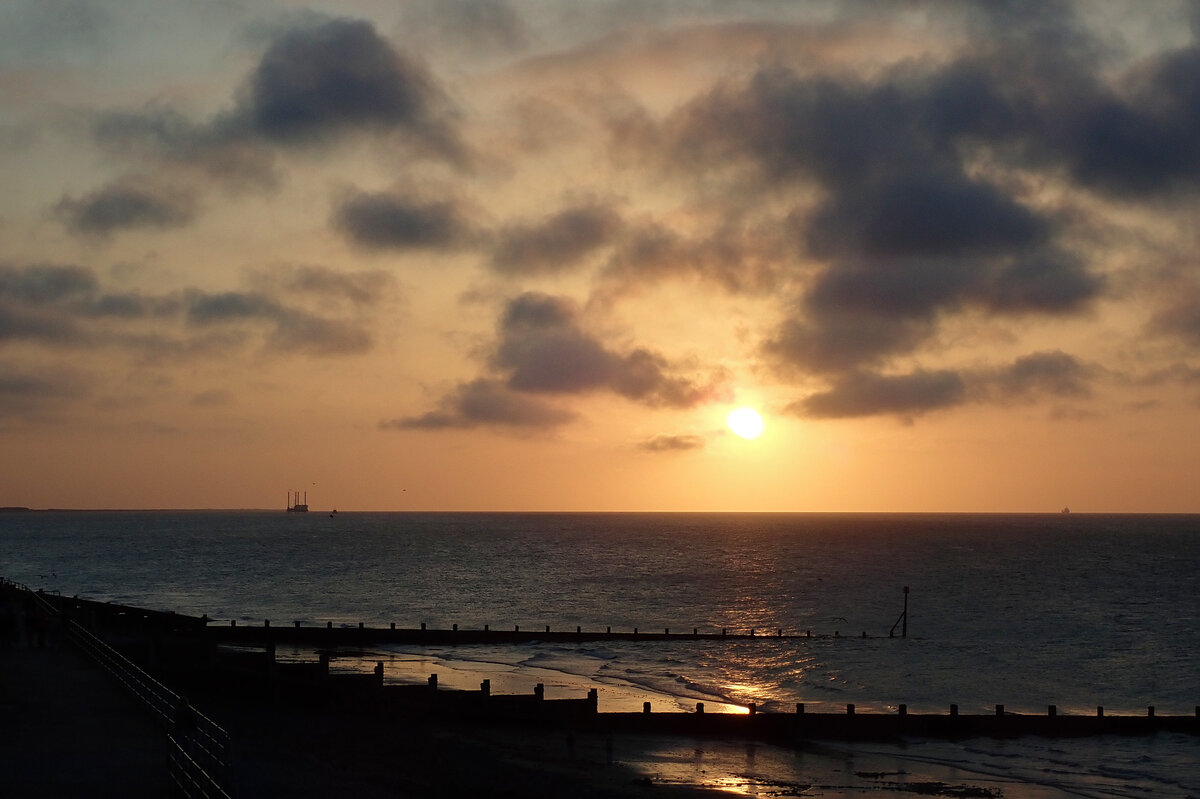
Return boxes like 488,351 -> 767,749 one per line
898,704 -> 907,715
452,623 -> 458,632
1148,706 -> 1155,717
294,620 -> 301,628
420,622 -> 426,631
749,703 -> 757,715
428,674 -> 437,690
950,704 -> 958,716
374,661 -> 383,687
847,703 -> 855,715
534,683 -> 544,700
588,688 -> 598,713
1097,706 -> 1104,717
996,704 -> 1004,716
264,619 -> 270,627
696,702 -> 704,714
390,622 -> 395,630
796,703 -> 805,715
327,621 -> 332,629
643,701 -> 651,714
481,679 -> 490,696
1048,705 -> 1057,716
577,626 -> 581,634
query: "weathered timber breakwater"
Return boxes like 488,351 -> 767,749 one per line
24,589 -> 1200,743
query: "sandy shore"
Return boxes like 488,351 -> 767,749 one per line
0,636 -> 1149,798
2,587 -> 1184,797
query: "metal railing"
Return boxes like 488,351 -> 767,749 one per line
65,620 -> 233,797
0,576 -> 234,798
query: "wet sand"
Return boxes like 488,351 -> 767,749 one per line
0,587 -> 1156,797
0,632 -> 1030,798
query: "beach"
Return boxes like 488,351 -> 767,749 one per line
3,594 -> 1193,799
3,511 -> 1199,796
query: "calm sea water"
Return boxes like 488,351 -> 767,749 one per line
3,511 -> 1198,796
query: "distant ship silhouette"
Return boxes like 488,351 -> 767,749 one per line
1061,506 -> 1070,514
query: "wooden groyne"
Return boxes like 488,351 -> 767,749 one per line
35,592 -> 878,645
22,589 -> 1200,743
191,651 -> 1200,742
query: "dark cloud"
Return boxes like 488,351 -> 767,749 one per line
639,433 -> 705,452
765,310 -> 934,375
396,291 -> 730,434
805,172 -> 1050,262
251,265 -> 393,305
74,17 -> 465,231
493,292 -> 728,407
490,204 -> 622,275
668,48 -> 1120,376
791,369 -> 966,419
267,311 -> 372,356
0,263 -> 376,358
382,378 -> 575,430
791,350 -> 1097,422
0,362 -> 89,414
54,178 -> 196,236
0,263 -> 97,304
1149,287 -> 1200,347
989,350 -> 1093,399
239,17 -> 461,157
596,220 -> 787,299
0,263 -> 93,344
93,109 -> 279,190
183,289 -> 372,355
333,189 -> 471,250
0,304 -> 83,345
0,263 -> 184,346
183,290 -> 277,325
1049,47 -> 1200,197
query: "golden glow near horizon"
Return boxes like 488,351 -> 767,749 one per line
727,407 -> 764,440
2,2 -> 1200,512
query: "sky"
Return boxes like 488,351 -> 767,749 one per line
3,0 -> 1200,512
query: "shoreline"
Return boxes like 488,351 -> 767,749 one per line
6,581 -> 1198,797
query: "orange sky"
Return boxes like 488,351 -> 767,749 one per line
2,1 -> 1200,512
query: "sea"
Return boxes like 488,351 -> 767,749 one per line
2,511 -> 1198,797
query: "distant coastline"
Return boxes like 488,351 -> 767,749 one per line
4,507 -> 1200,515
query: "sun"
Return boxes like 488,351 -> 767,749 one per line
726,407 -> 764,439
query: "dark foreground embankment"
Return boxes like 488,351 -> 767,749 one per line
7,583 -> 1200,797
33,590 -> 1199,743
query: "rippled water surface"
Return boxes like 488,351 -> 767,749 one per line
4,511 -> 1198,796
